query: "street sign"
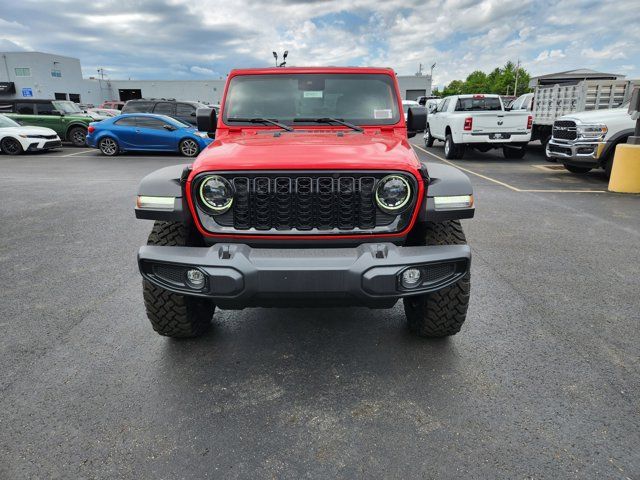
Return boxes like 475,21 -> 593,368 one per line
22,88 -> 33,97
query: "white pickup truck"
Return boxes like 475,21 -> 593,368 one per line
546,102 -> 636,176
424,94 -> 532,159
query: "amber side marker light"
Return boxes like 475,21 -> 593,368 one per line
433,195 -> 474,210
136,196 -> 175,210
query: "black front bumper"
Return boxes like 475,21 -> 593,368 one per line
138,243 -> 470,309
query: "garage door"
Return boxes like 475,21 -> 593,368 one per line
405,89 -> 426,101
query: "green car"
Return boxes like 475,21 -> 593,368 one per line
0,99 -> 95,146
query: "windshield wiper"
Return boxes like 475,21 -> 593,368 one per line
294,117 -> 364,132
226,117 -> 293,132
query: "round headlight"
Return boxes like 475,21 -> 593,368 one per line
375,175 -> 412,212
199,175 -> 234,214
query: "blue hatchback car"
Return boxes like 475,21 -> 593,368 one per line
86,113 -> 213,157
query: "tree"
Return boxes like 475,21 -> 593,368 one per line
440,62 -> 533,97
462,71 -> 489,94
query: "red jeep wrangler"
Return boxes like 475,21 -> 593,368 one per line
135,67 -> 474,338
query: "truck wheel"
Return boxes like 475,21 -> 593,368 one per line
1,137 -> 24,155
503,146 -> 526,159
424,126 -> 435,147
563,164 -> 592,174
142,221 -> 215,338
68,126 -> 87,147
403,221 -> 470,337
99,137 -> 119,156
444,134 -> 464,159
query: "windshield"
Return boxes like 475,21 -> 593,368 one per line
455,97 -> 502,111
52,100 -> 83,114
0,115 -> 20,128
223,73 -> 401,126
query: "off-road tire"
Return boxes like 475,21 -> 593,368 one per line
1,137 -> 23,155
68,126 -> 87,147
424,126 -> 435,147
503,146 -> 526,159
142,221 -> 214,337
563,164 -> 592,174
403,220 -> 470,337
444,133 -> 464,159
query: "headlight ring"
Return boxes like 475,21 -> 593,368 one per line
198,175 -> 234,214
375,175 -> 412,213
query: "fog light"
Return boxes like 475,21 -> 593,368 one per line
401,268 -> 422,288
185,269 -> 205,289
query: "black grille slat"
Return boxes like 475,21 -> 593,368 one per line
295,177 -> 313,230
316,177 -> 335,230
233,177 -> 250,229
359,177 -> 376,229
201,172 -> 414,233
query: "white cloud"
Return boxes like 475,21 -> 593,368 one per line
190,66 -> 215,75
0,0 -> 638,84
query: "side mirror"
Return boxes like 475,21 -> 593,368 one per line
504,106 -> 512,111
406,106 -> 427,138
51,110 -> 62,116
418,98 -> 426,106
196,107 -> 217,136
163,124 -> 176,131
428,104 -> 437,114
190,111 -> 196,117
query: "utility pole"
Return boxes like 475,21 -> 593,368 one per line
97,68 -> 105,80
430,63 -> 436,95
514,58 -> 520,97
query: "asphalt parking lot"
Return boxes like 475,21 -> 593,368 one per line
1,143 -> 639,479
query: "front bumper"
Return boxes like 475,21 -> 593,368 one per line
26,139 -> 62,151
138,242 -> 470,309
546,139 -> 606,167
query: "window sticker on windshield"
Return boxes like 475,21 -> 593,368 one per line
374,109 -> 392,119
303,91 -> 323,98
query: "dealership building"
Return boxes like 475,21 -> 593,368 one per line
0,51 -> 432,105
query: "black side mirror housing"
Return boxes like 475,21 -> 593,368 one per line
163,124 -> 176,131
197,107 -> 217,136
51,110 -> 62,116
406,106 -> 427,138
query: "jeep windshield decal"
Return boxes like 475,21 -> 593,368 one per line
222,73 -> 400,127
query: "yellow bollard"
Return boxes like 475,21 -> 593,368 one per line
608,143 -> 640,193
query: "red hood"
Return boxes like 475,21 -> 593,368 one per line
191,129 -> 422,175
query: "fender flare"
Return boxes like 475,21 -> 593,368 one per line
64,122 -> 89,140
135,164 -> 192,222
418,163 -> 474,222
600,128 -> 634,165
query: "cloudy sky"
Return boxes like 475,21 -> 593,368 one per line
1,0 -> 638,88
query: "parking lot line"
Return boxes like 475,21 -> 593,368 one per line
61,148 -> 95,157
412,144 -> 607,194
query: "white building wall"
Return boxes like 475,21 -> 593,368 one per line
108,79 -> 226,104
0,52 -> 104,103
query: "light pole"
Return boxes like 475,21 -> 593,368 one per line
272,51 -> 288,67
514,58 -> 520,97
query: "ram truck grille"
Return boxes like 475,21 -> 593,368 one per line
194,172 -> 418,235
552,120 -> 577,141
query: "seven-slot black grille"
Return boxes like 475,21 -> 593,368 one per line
195,172 -> 416,235
552,120 -> 577,140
